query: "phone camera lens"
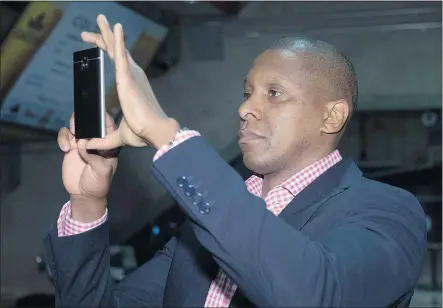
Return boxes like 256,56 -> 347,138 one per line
81,56 -> 89,71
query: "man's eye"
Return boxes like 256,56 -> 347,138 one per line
269,90 -> 282,97
243,92 -> 251,101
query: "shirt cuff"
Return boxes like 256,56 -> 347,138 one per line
57,201 -> 108,237
153,129 -> 200,161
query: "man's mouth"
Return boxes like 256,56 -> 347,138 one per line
238,130 -> 264,143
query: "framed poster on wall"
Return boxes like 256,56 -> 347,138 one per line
0,1 -> 168,132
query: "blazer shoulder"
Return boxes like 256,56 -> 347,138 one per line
358,177 -> 424,212
342,177 -> 427,242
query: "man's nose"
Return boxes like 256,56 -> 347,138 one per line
238,95 -> 262,121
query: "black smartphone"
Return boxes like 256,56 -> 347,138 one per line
73,47 -> 106,139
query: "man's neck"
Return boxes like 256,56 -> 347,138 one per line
261,147 -> 336,198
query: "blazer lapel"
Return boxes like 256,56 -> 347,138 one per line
163,224 -> 219,307
193,245 -> 219,306
279,158 -> 362,229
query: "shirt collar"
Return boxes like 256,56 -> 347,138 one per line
245,150 -> 343,198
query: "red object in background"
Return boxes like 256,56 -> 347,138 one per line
208,1 -> 246,15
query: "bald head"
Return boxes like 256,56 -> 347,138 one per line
268,37 -> 358,114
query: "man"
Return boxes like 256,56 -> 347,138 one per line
44,15 -> 427,307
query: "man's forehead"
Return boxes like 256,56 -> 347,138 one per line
253,49 -> 293,67
246,50 -> 308,84
244,74 -> 291,86
253,49 -> 319,71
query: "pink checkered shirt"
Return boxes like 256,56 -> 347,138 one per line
57,130 -> 342,307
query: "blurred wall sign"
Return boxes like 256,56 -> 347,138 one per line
0,2 -> 168,132
0,2 -> 62,102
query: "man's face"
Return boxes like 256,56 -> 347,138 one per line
238,49 -> 326,175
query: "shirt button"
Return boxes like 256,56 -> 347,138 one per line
176,176 -> 188,188
199,202 -> 212,214
192,192 -> 204,205
183,185 -> 196,197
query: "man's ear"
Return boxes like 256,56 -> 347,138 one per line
320,99 -> 349,134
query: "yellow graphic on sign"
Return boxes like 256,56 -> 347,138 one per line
0,2 -> 62,100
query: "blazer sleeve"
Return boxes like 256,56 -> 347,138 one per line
43,220 -> 176,307
151,136 -> 427,307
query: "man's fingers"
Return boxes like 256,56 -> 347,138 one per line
69,113 -> 75,135
58,127 -> 73,152
86,130 -> 123,151
114,23 -> 131,85
97,14 -> 115,59
77,140 -> 114,177
80,15 -> 116,60
81,32 -> 106,51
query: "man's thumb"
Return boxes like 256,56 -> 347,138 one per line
86,130 -> 122,151
78,140 -> 113,177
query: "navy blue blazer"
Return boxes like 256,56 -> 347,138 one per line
43,136 -> 427,307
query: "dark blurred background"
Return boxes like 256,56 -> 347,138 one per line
0,1 -> 441,307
